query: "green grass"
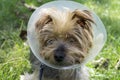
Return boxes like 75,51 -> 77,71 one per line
0,0 -> 120,80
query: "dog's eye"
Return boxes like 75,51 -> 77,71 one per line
68,38 -> 76,44
45,38 -> 56,46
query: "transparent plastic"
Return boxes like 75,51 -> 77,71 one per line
27,1 -> 107,69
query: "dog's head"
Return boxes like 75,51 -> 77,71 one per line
35,8 -> 94,67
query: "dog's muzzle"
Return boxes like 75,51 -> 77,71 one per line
54,44 -> 66,62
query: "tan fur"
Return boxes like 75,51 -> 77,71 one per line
35,8 -> 94,66
36,8 -> 94,35
21,8 -> 95,80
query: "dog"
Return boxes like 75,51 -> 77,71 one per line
20,8 -> 95,80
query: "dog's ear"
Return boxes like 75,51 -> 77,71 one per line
72,10 -> 94,29
35,14 -> 52,31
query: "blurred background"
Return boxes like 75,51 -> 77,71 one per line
0,0 -> 120,80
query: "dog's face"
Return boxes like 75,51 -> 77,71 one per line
35,8 -> 94,67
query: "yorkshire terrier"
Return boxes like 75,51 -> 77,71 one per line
21,8 -> 95,80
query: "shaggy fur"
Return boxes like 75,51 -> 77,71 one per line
21,8 -> 94,80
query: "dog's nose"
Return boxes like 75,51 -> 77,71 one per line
54,44 -> 66,62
